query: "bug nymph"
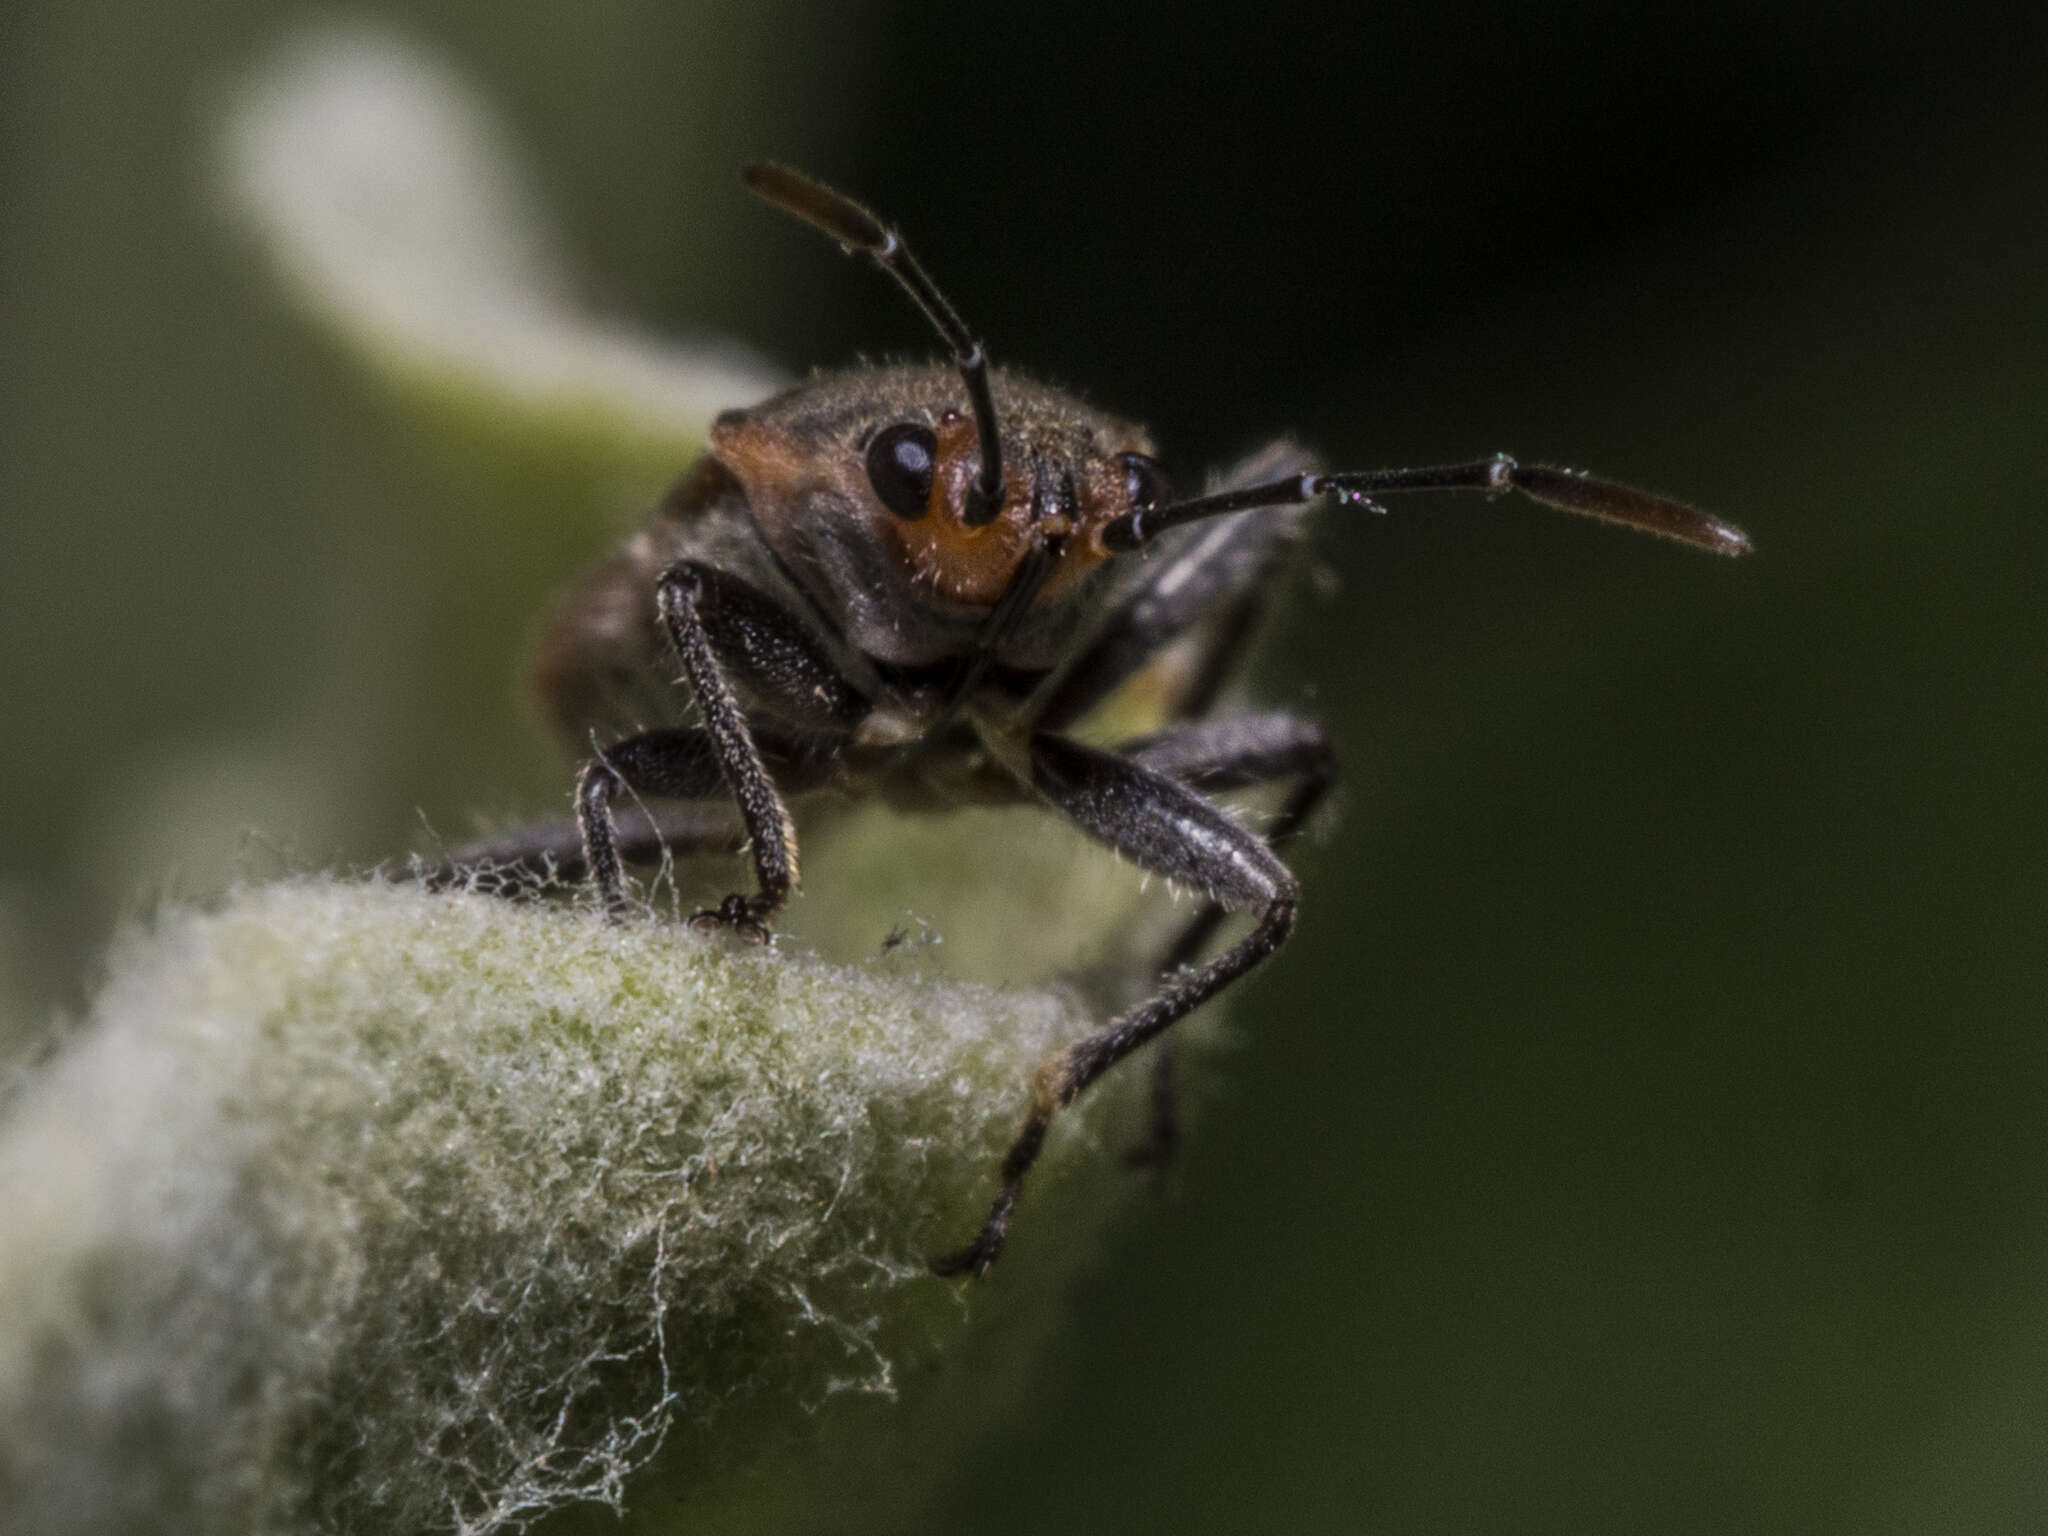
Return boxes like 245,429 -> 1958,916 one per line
447,164 -> 1751,1278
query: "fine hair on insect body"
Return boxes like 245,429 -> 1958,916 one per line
435,164 -> 1751,1277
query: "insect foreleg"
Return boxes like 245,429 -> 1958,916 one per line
651,563 -> 809,940
1114,712 -> 1336,1166
932,733 -> 1299,1277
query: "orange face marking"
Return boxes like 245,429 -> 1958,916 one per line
884,412 -> 1120,607
710,396 -> 1145,614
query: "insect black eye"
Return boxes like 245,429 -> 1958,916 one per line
1119,452 -> 1169,510
866,422 -> 938,521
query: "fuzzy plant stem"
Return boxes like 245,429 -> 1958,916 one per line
0,877 -> 1134,1535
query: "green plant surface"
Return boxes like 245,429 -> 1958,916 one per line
0,867 -> 1160,1533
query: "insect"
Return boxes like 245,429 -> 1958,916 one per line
439,164 -> 1751,1278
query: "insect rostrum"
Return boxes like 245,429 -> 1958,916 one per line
446,165 -> 1750,1278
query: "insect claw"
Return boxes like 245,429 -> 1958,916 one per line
687,893 -> 774,945
928,1237 -> 998,1280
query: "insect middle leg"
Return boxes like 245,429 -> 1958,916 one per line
417,802 -> 741,894
575,727 -> 737,921
932,732 -> 1298,1278
1116,712 -> 1335,1166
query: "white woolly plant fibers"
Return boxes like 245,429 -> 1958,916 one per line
0,866 -> 1160,1534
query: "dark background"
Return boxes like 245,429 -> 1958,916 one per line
7,2 -> 2048,1531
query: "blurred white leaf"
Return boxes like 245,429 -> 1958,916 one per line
223,25 -> 781,455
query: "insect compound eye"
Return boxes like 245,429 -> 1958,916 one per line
865,421 -> 939,521
1118,451 -> 1169,511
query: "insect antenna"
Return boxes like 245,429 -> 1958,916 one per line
741,164 -> 1007,526
1101,454 -> 1752,557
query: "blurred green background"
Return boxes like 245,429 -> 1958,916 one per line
6,2 -> 2048,1531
